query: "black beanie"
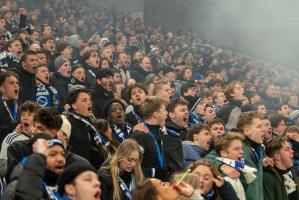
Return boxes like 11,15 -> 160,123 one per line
58,162 -> 97,195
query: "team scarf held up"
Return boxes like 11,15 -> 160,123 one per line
216,157 -> 257,183
35,80 -> 60,109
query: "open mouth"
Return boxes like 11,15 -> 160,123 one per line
96,60 -> 99,65
81,77 -> 85,82
14,89 -> 19,95
55,165 -> 64,173
94,190 -> 100,199
67,70 -> 71,75
23,122 -> 29,128
87,106 -> 92,112
183,116 -> 189,123
45,76 -> 49,81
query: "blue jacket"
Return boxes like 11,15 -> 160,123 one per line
182,141 -> 206,169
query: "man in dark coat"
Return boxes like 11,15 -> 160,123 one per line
130,56 -> 152,83
92,68 -> 114,118
0,71 -> 19,144
10,50 -> 38,104
82,49 -> 100,90
130,96 -> 183,181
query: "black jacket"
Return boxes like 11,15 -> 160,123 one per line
202,182 -> 239,200
67,113 -> 108,168
92,85 -> 114,118
6,137 -> 88,183
125,106 -> 143,127
216,99 -> 242,130
165,118 -> 188,141
10,66 -> 36,104
0,98 -> 18,144
130,124 -> 183,181
98,168 -> 131,200
50,72 -> 69,112
130,67 -> 151,83
261,94 -> 280,111
83,64 -> 98,90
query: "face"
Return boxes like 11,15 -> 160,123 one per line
98,76 -> 114,92
86,52 -> 99,68
0,75 -> 19,100
210,123 -> 225,142
20,111 -> 34,135
211,84 -> 222,92
118,53 -> 128,66
214,91 -> 226,106
203,96 -> 213,105
183,69 -> 192,81
72,67 -> 86,82
61,46 -> 73,59
155,104 -> 168,127
289,95 -> 298,106
194,129 -> 212,151
36,66 -> 49,84
101,59 -> 110,69
244,117 -> 264,144
20,31 -> 29,43
150,179 -> 179,200
23,54 -> 38,74
140,57 -> 152,71
192,165 -> 214,195
107,102 -> 125,126
157,84 -> 172,102
262,119 -> 272,141
43,26 -> 52,36
31,122 -> 56,136
47,145 -> 65,174
72,92 -> 93,117
194,101 -> 206,115
29,44 -> 41,52
266,85 -> 276,98
67,171 -> 101,200
0,19 -> 6,30
43,39 -> 55,52
130,87 -> 147,106
8,40 -> 22,57
119,150 -> 139,172
169,104 -> 189,128
257,105 -> 267,116
113,72 -> 122,82
31,31 -> 40,41
164,72 -> 176,82
221,139 -> 244,161
36,52 -> 47,65
276,142 -> 294,170
278,105 -> 290,118
58,61 -> 71,77
231,83 -> 246,101
274,120 -> 286,136
184,87 -> 197,97
204,106 -> 216,122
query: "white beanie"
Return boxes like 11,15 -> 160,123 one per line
60,115 -> 71,139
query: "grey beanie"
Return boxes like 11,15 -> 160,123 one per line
55,56 -> 69,70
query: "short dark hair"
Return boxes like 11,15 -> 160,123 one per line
186,122 -> 209,141
81,49 -> 98,64
126,83 -> 147,100
67,88 -> 91,106
21,50 -> 37,62
265,136 -> 287,157
269,114 -> 285,128
0,71 -> 19,86
208,118 -> 225,128
20,101 -> 40,114
33,107 -> 62,131
167,98 -> 188,113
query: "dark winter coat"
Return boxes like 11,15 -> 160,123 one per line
130,67 -> 151,83
92,85 -> 114,118
50,72 -> 69,111
182,141 -> 206,169
216,99 -> 242,130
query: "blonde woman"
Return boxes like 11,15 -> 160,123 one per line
98,139 -> 144,200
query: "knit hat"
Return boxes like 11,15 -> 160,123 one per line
54,56 -> 69,70
60,115 -> 71,139
47,139 -> 65,151
69,34 -> 82,48
289,110 -> 299,121
184,96 -> 202,112
56,42 -> 71,54
58,162 -> 97,195
96,68 -> 113,80
144,74 -> 157,85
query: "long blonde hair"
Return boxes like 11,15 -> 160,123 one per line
106,139 -> 144,200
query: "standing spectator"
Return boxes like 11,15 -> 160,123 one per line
130,56 -> 152,83
82,49 -> 100,89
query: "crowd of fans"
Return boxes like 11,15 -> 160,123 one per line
0,0 -> 299,199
